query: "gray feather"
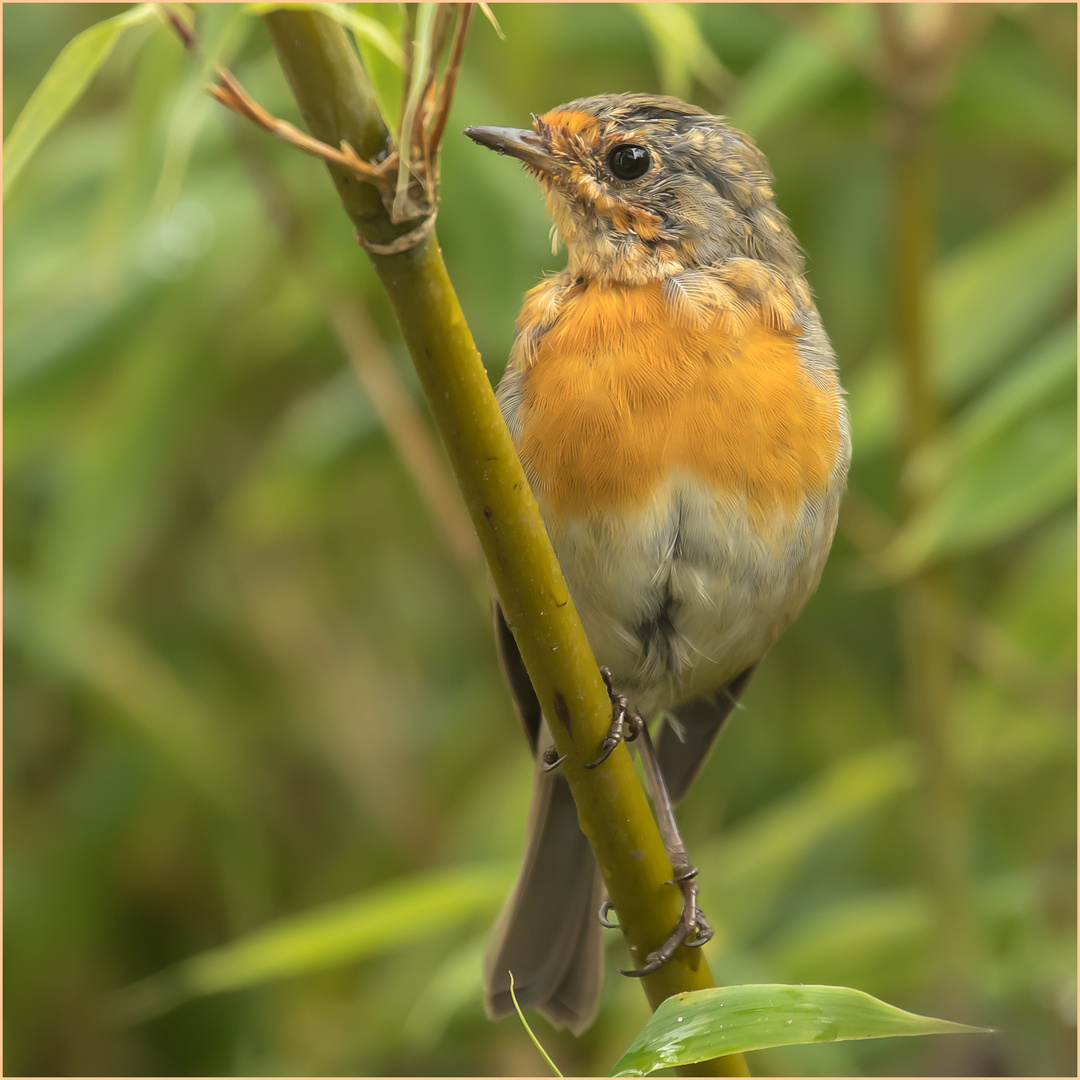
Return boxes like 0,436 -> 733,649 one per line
656,663 -> 759,804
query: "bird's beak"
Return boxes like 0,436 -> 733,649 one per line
463,125 -> 559,174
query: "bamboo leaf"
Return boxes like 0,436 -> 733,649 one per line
884,319 -> 1077,569
244,3 -> 404,66
909,318 -> 1077,493
352,2 -> 406,139
610,984 -> 987,1076
394,1 -> 437,213
401,936 -> 487,1049
699,742 -> 918,936
4,577 -> 251,818
3,3 -> 158,199
33,306 -> 196,612
765,872 -> 1049,1002
851,177 -> 1077,453
931,178 -> 1077,399
885,401 -> 1075,569
113,864 -> 511,1021
151,4 -> 251,214
630,4 -> 732,101
991,514 -> 1077,670
477,3 -> 505,41
950,45 -> 1077,161
726,6 -> 872,137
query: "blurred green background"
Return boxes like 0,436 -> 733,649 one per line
4,3 -> 1076,1075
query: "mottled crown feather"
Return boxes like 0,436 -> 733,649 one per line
552,93 -> 711,128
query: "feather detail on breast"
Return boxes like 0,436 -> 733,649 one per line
497,269 -> 847,527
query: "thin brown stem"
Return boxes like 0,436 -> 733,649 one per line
210,69 -> 391,187
415,4 -> 455,154
427,5 -> 473,159
327,299 -> 483,570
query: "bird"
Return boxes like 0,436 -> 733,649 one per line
464,93 -> 851,1035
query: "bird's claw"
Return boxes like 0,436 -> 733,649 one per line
586,733 -> 621,769
619,866 -> 712,977
669,865 -> 698,885
598,897 -> 620,929
587,666 -> 645,769
683,912 -> 714,948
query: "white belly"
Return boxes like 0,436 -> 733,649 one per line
541,473 -> 842,717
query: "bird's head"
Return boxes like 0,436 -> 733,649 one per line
465,93 -> 803,285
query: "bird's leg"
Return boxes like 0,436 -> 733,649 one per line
589,667 -> 712,974
619,719 -> 713,977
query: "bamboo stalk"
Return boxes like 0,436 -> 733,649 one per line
262,8 -> 747,1074
879,7 -> 983,1067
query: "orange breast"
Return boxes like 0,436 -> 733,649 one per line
516,280 -> 842,522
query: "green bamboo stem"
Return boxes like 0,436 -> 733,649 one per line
881,8 -> 975,1065
262,9 -> 747,1075
894,143 -> 971,1066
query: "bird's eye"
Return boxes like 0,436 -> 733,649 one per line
607,143 -> 651,181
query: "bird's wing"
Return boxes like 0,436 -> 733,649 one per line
493,600 -> 543,758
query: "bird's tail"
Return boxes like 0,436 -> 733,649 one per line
483,756 -> 604,1035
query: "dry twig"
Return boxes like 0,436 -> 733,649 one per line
174,5 -> 477,234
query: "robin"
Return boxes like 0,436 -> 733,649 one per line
465,93 -> 850,1035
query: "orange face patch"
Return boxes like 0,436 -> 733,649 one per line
534,112 -> 665,244
516,282 -> 842,522
538,109 -> 602,139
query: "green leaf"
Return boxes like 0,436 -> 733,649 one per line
477,3 -> 505,41
699,742 -> 918,936
3,3 -> 158,200
990,513 -> 1077,671
764,872 -> 1054,1000
903,315 -> 1075,499
34,305 -> 197,613
609,984 -> 987,1076
726,6 -> 872,138
950,44 -> 1077,161
337,4 -> 404,66
886,402 -> 1075,568
630,4 -> 732,101
850,177 -> 1077,454
112,863 -> 512,1022
931,179 -> 1077,399
955,679 -> 1076,784
4,577 -> 253,820
244,3 -> 404,66
923,317 -> 1077,477
352,2 -> 406,140
765,891 -> 929,991
401,936 -> 487,1050
396,1 -> 437,199
885,320 -> 1077,569
150,4 -> 251,214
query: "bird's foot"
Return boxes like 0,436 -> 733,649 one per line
587,666 -> 645,769
620,865 -> 714,978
